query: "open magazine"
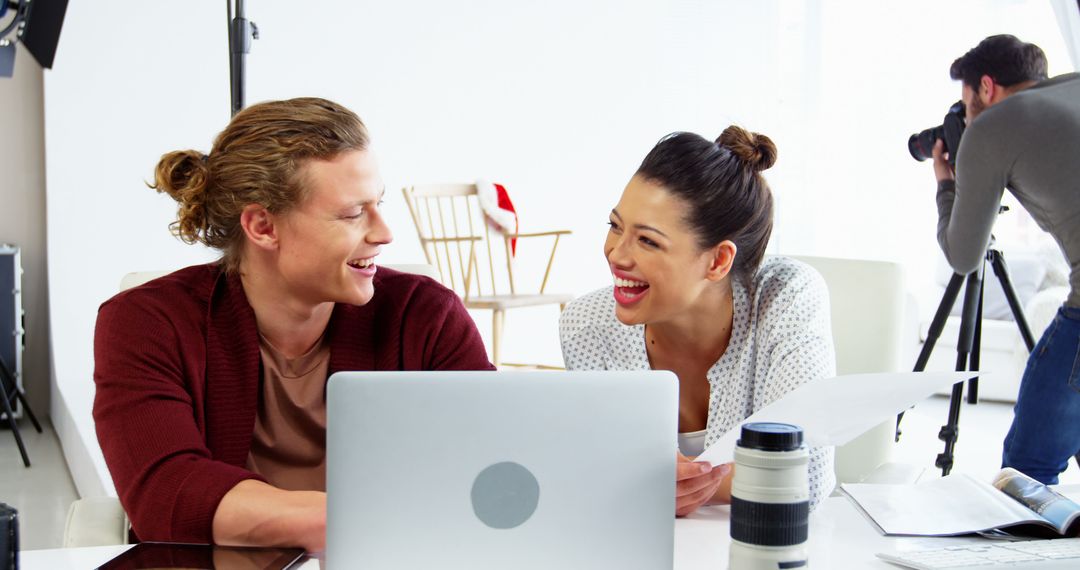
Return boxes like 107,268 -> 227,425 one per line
840,468 -> 1080,538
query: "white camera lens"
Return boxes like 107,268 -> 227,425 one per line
728,422 -> 809,570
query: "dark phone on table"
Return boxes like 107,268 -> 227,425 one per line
95,542 -> 305,569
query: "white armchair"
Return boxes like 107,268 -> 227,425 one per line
789,255 -> 914,485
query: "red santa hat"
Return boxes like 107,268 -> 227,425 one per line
476,178 -> 518,256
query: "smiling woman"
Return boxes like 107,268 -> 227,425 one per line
560,127 -> 837,518
91,97 -> 494,551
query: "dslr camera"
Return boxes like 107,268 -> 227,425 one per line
908,100 -> 966,166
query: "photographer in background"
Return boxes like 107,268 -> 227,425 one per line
931,34 -> 1080,485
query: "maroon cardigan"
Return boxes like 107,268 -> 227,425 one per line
93,264 -> 494,543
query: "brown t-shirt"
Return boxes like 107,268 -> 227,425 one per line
95,265 -> 494,543
245,334 -> 331,491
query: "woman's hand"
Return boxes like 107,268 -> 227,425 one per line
675,453 -> 731,517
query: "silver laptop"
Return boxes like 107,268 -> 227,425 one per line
326,370 -> 677,569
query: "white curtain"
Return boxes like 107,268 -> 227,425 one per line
1051,0 -> 1080,70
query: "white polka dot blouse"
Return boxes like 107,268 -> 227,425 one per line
559,256 -> 838,510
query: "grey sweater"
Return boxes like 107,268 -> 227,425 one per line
937,73 -> 1080,308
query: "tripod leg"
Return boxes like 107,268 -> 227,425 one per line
0,355 -> 41,433
0,351 -> 39,431
898,273 -> 966,442
968,279 -> 985,405
914,273 -> 966,372
13,389 -> 42,433
937,270 -> 983,476
989,250 -> 1037,351
0,375 -> 31,468
937,380 -> 964,476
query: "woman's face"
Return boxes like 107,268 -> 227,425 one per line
274,149 -> 392,307
605,175 -> 721,326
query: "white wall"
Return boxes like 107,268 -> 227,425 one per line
0,46 -> 49,420
43,0 -> 1075,496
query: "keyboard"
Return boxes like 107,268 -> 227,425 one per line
876,538 -> 1080,569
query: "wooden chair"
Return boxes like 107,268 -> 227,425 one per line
402,184 -> 573,366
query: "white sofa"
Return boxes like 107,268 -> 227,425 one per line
910,250 -> 1070,403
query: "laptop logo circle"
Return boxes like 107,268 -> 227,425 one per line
471,461 -> 540,529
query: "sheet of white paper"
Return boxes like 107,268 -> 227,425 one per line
695,371 -> 972,466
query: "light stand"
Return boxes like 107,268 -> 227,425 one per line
0,0 -> 29,77
227,0 -> 258,116
0,0 -> 69,78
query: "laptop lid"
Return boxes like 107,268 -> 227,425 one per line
326,370 -> 677,569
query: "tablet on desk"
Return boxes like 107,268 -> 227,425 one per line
95,542 -> 305,570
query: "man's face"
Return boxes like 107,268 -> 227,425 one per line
962,83 -> 987,123
273,149 -> 392,308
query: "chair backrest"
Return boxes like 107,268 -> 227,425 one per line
788,255 -> 907,484
387,263 -> 441,281
119,270 -> 172,291
119,264 -> 441,292
63,496 -> 129,547
402,184 -> 522,300
789,255 -> 905,375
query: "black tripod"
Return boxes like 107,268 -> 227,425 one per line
897,239 -> 1036,476
0,353 -> 42,467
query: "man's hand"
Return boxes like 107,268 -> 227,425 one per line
213,480 -> 326,553
932,139 -> 955,183
675,453 -> 731,517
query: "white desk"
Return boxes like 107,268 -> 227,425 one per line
16,492 -> 1026,569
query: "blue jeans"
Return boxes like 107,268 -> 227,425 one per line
1002,305 -> 1080,484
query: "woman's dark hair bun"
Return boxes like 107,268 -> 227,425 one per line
716,125 -> 777,172
637,128 -> 776,282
